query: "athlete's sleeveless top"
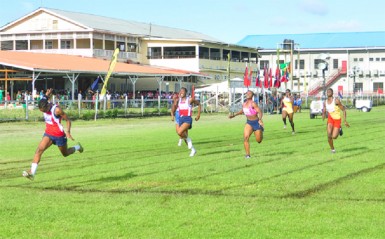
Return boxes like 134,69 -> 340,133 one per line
325,98 -> 341,120
282,96 -> 292,109
178,97 -> 192,117
243,105 -> 257,116
43,105 -> 65,137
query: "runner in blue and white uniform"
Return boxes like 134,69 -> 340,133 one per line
172,88 -> 201,157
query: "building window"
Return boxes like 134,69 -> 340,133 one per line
373,82 -> 383,92
16,40 -> 28,50
147,47 -> 161,59
295,59 -> 305,70
163,46 -> 195,59
333,59 -> 339,69
60,40 -> 71,49
199,47 -> 209,59
355,82 -> 363,92
259,60 -> 269,69
369,58 -> 374,61
45,40 -> 53,49
53,20 -> 58,30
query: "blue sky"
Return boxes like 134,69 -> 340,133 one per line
1,0 -> 385,44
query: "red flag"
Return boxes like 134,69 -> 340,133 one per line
281,68 -> 289,83
264,66 -> 269,88
248,68 -> 253,86
274,67 -> 281,87
269,68 -> 273,88
243,66 -> 250,87
255,69 -> 261,87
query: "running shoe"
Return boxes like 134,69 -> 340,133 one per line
331,149 -> 336,154
78,142 -> 84,153
292,131 -> 295,135
339,128 -> 343,136
189,148 -> 196,157
178,139 -> 182,146
283,125 -> 287,129
245,155 -> 251,159
22,171 -> 34,181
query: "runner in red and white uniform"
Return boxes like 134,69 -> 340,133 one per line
172,87 -> 201,157
22,89 -> 84,180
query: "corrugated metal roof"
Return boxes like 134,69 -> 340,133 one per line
43,8 -> 221,42
0,50 -> 202,76
237,32 -> 385,50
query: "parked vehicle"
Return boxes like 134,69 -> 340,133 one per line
355,99 -> 372,112
310,100 -> 324,119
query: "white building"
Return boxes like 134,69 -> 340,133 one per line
238,33 -> 385,97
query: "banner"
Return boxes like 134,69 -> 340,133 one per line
100,48 -> 120,98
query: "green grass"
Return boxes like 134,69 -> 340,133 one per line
1,107 -> 385,238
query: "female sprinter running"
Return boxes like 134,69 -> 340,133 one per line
322,88 -> 350,153
280,89 -> 295,134
229,90 -> 264,159
172,87 -> 201,157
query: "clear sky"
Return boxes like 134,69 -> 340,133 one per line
1,0 -> 385,44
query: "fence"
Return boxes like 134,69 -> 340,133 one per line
1,93 -> 384,121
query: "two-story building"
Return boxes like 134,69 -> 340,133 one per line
238,33 -> 385,97
0,7 -> 259,95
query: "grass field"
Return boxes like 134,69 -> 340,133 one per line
1,107 -> 385,238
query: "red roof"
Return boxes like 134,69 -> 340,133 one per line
0,50 -> 203,77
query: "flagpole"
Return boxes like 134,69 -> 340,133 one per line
227,53 -> 231,108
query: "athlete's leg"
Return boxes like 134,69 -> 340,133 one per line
177,123 -> 190,138
288,113 -> 295,132
282,110 -> 287,128
327,123 -> 335,150
253,129 -> 263,143
58,143 -> 76,157
24,136 -> 52,177
243,124 -> 254,157
331,126 -> 340,139
33,136 -> 53,164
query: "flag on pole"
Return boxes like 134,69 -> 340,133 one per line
279,62 -> 290,70
100,48 -> 120,98
269,68 -> 273,88
227,53 -> 231,88
243,65 -> 250,87
264,66 -> 269,88
91,76 -> 102,92
281,68 -> 289,83
248,67 -> 253,86
255,69 -> 261,87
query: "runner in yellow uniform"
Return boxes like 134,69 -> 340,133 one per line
322,88 -> 350,153
280,89 -> 295,134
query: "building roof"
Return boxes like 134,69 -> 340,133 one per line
237,32 -> 385,50
0,50 -> 202,77
0,7 -> 222,43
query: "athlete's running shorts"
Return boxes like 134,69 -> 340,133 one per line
43,133 -> 67,147
327,115 -> 341,128
246,119 -> 264,132
179,115 -> 192,129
